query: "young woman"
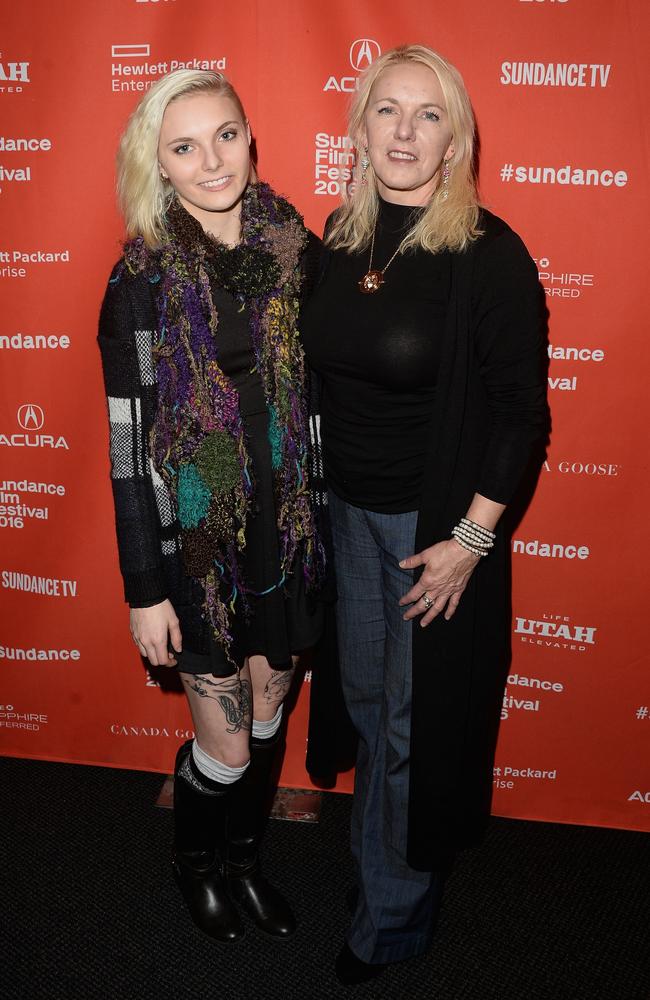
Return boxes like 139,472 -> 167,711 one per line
98,69 -> 323,943
302,45 -> 548,984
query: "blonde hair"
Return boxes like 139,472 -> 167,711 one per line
327,45 -> 482,255
117,69 -> 250,248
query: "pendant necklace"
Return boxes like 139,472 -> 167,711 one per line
358,225 -> 405,294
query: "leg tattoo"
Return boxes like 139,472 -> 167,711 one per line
182,674 -> 252,735
263,669 -> 294,706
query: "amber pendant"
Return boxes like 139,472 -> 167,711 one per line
358,270 -> 384,294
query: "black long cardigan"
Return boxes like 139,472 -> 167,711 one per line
306,209 -> 549,871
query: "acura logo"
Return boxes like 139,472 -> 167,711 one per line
17,403 -> 45,430
349,39 -> 381,72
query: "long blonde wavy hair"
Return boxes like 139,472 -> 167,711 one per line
117,69 -> 252,248
326,45 -> 482,255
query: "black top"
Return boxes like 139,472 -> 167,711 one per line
301,197 -> 450,512
212,286 -> 266,418
165,283 -> 320,675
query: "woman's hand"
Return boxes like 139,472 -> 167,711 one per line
129,600 -> 182,666
399,539 -> 480,626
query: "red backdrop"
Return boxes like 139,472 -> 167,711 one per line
1,0 -> 649,832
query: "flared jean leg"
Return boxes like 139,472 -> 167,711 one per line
329,491 -> 446,964
328,493 -> 385,885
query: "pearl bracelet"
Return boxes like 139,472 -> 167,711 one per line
460,517 -> 495,541
451,517 -> 496,557
453,527 -> 493,550
452,530 -> 488,557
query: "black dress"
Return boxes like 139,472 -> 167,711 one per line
171,282 -> 321,679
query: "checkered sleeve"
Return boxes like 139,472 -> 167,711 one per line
97,268 -> 169,605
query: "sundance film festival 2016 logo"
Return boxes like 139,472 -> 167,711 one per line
0,135 -> 52,194
0,471 -> 66,531
0,56 -> 30,94
514,613 -> 597,652
0,404 -> 69,450
314,132 -> 355,197
544,332 -> 606,394
501,671 -> 564,721
323,39 -> 381,92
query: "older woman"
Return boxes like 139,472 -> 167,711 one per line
302,45 -> 548,983
98,70 -> 323,943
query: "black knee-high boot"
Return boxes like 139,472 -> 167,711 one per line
225,730 -> 296,938
172,740 -> 244,943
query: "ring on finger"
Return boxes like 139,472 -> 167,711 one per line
422,592 -> 434,610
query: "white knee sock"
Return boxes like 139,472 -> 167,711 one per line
192,739 -> 250,785
251,704 -> 284,740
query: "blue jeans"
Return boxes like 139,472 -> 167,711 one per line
329,491 -> 446,964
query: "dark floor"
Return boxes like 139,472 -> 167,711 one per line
1,755 -> 648,1000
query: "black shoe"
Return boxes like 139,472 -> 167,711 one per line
173,741 -> 244,943
172,850 -> 244,943
227,860 -> 296,938
335,943 -> 388,986
225,731 -> 296,938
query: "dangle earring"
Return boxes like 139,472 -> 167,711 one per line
441,159 -> 451,200
360,147 -> 370,186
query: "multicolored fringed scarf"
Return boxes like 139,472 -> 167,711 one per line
121,182 -> 323,663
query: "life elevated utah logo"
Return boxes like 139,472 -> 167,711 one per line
323,39 -> 381,92
0,56 -> 30,93
0,404 -> 69,450
514,612 -> 596,652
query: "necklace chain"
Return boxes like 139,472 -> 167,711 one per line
368,226 -> 404,275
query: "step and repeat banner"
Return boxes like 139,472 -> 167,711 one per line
1,0 -> 649,832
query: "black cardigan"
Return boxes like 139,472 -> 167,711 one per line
97,233 -> 328,649
307,209 -> 549,869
